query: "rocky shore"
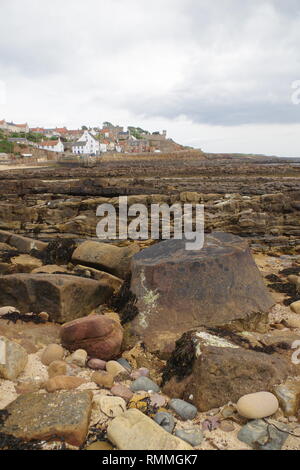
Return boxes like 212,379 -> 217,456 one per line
1,154 -> 300,451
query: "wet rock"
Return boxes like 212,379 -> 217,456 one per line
129,232 -> 274,353
48,360 -> 68,378
41,344 -> 64,366
61,315 -> 123,360
163,331 -> 292,411
91,371 -> 114,389
107,409 -> 193,450
0,336 -> 28,380
175,429 -> 203,447
98,395 -> 126,418
0,274 -> 114,322
274,379 -> 300,417
154,412 -> 175,433
0,391 -> 92,447
106,360 -> 127,378
45,375 -> 87,392
237,392 -> 279,419
111,384 -> 133,402
237,419 -> 289,450
72,241 -> 140,278
130,377 -> 160,393
169,399 -> 197,421
67,349 -> 87,367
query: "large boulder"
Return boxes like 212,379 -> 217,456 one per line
0,391 -> 92,447
0,274 -> 114,323
61,314 -> 123,360
129,232 -> 274,353
107,409 -> 193,450
0,230 -> 48,253
72,241 -> 140,278
162,330 -> 292,411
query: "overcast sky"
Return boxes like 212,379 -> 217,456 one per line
0,0 -> 300,156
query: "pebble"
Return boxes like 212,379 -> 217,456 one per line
290,300 -> 300,315
48,360 -> 67,378
286,314 -> 300,329
154,412 -> 175,433
117,358 -> 132,371
130,368 -> 150,380
130,377 -> 160,393
98,395 -> 127,418
86,441 -> 114,451
0,306 -> 20,316
44,375 -> 86,392
238,419 -> 289,450
91,371 -> 114,389
169,399 -> 197,421
219,421 -> 235,432
67,349 -> 87,367
150,393 -> 167,408
175,429 -> 203,447
87,358 -> 107,370
41,344 -> 64,366
111,384 -> 133,402
106,361 -> 128,378
237,391 -> 279,419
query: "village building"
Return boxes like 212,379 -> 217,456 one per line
0,120 -> 29,133
71,130 -> 101,155
37,138 -> 64,153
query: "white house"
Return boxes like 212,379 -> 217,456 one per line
72,130 -> 102,155
37,138 -> 64,153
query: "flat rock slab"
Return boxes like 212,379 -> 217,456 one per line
0,391 -> 92,447
130,232 -> 274,352
0,274 -> 114,323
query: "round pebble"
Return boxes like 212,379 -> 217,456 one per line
154,412 -> 175,433
169,399 -> 197,421
48,360 -> 67,378
130,377 -> 160,393
91,371 -> 114,389
236,391 -> 279,419
41,344 -> 64,366
67,349 -> 87,367
106,361 -> 127,378
87,358 -> 107,370
117,358 -> 132,371
175,429 -> 203,447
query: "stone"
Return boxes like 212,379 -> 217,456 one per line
0,336 -> 28,380
175,429 -> 203,447
86,441 -> 114,450
130,368 -> 149,379
0,391 -> 92,447
274,379 -> 300,417
286,314 -> 300,329
219,421 -> 235,432
237,392 -> 279,419
32,265 -> 69,274
73,265 -> 123,292
91,371 -> 114,389
110,384 -> 133,402
154,412 -> 175,433
129,233 -> 274,352
67,349 -> 88,367
87,358 -> 107,370
10,254 -> 43,273
117,358 -> 132,371
61,314 -> 123,360
237,419 -> 289,450
41,343 -> 64,365
48,360 -> 68,378
0,274 -> 114,322
72,241 -> 140,279
0,306 -> 19,316
291,301 -> 300,315
150,393 -> 167,408
130,377 -> 160,393
15,380 -> 42,394
6,232 -> 48,254
169,399 -> 198,421
106,360 -> 127,378
163,331 -> 292,411
45,375 -> 87,392
98,395 -> 127,417
107,409 -> 193,450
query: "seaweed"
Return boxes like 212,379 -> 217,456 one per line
280,267 -> 300,276
0,433 -> 43,451
32,239 -> 76,265
0,312 -> 47,325
108,274 -> 139,325
162,330 -> 197,385
265,274 -> 282,283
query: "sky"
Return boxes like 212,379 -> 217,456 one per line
0,0 -> 300,157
